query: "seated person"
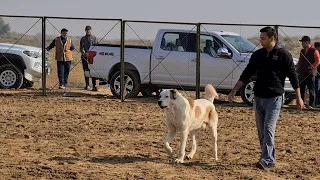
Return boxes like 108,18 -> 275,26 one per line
203,39 -> 217,57
175,39 -> 185,51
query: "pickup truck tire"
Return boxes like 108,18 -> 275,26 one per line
110,70 -> 141,98
0,64 -> 24,89
240,78 -> 256,106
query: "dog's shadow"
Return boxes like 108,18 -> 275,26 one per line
88,155 -> 161,164
181,161 -> 256,171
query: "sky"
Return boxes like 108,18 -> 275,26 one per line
1,0 -> 320,40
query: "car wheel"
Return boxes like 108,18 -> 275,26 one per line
0,64 -> 23,89
240,78 -> 256,106
110,70 -> 141,98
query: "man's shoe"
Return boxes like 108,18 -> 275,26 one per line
84,86 -> 90,90
59,85 -> 65,89
92,87 -> 98,91
256,161 -> 275,170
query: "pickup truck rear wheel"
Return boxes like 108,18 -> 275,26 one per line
0,64 -> 24,89
110,70 -> 141,98
240,78 -> 255,106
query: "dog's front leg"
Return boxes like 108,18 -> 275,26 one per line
175,130 -> 188,163
165,124 -> 176,158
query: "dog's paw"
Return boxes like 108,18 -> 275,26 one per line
174,158 -> 184,163
210,157 -> 219,161
186,154 -> 194,160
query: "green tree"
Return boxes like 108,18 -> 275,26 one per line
0,17 -> 10,35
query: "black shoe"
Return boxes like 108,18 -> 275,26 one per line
92,87 -> 98,91
256,161 -> 275,170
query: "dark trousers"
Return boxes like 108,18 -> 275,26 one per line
57,61 -> 71,86
300,76 -> 316,107
81,56 -> 96,87
315,76 -> 320,105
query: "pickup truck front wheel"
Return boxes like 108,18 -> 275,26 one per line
110,70 -> 141,98
240,78 -> 255,106
0,64 -> 24,89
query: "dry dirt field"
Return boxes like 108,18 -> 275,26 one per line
0,88 -> 319,180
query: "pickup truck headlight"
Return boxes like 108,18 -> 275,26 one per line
23,50 -> 41,58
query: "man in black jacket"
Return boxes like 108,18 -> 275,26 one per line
228,27 -> 304,170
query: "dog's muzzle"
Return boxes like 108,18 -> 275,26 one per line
158,101 -> 167,109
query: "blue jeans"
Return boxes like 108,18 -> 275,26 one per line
57,61 -> 71,86
254,95 -> 282,165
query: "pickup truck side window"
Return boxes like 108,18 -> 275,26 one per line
161,33 -> 188,52
201,35 -> 218,57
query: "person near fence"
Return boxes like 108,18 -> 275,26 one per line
80,25 -> 98,91
296,36 -> 320,108
46,28 -> 75,89
228,26 -> 303,170
314,42 -> 320,106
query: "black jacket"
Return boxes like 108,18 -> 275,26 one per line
239,42 -> 299,98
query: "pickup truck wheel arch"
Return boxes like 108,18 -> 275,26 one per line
109,70 -> 141,98
0,64 -> 24,89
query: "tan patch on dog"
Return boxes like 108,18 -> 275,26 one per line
204,107 -> 212,121
187,98 -> 194,109
195,106 -> 201,119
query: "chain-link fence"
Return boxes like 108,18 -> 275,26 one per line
0,15 -> 44,94
1,14 -> 320,106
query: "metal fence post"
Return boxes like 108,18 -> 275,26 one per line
274,25 -> 279,41
120,20 -> 125,102
42,16 -> 47,96
196,23 -> 201,99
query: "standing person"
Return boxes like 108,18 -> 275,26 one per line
296,36 -> 320,108
80,26 -> 98,91
46,28 -> 75,89
228,27 -> 304,170
314,42 -> 320,106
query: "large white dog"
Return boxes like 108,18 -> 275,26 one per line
158,84 -> 219,163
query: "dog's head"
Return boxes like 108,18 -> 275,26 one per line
157,89 -> 178,109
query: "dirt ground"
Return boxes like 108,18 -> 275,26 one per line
0,88 -> 319,180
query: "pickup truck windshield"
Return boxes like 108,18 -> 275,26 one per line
221,35 -> 257,53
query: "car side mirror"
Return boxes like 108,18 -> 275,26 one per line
217,47 -> 231,58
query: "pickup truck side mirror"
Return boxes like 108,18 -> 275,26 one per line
217,47 -> 231,58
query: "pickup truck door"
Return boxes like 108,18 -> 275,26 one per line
188,35 -> 234,89
151,32 -> 190,86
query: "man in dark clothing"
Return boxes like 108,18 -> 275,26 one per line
228,27 -> 304,170
46,28 -> 75,89
80,26 -> 98,91
314,42 -> 320,106
296,36 -> 320,108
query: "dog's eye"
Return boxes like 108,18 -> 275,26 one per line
165,96 -> 169,98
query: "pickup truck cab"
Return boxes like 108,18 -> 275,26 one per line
0,43 -> 50,89
86,29 -> 296,106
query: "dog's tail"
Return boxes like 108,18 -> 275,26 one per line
204,84 -> 218,103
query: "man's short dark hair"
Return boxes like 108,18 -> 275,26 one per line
61,28 -> 68,33
260,26 -> 277,39
315,42 -> 320,48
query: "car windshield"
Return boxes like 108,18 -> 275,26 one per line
221,35 -> 257,53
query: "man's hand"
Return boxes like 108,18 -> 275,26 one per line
296,97 -> 304,111
308,65 -> 315,70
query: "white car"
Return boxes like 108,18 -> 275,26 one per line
0,43 -> 50,89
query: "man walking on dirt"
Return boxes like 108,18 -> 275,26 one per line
314,42 -> 320,106
296,36 -> 320,108
80,26 -> 98,91
228,27 -> 304,170
46,28 -> 75,89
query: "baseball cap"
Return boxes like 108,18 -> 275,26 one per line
299,36 -> 311,42
85,26 -> 92,31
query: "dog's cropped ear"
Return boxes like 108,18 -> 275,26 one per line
170,89 -> 177,100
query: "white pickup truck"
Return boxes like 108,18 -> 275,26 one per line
0,43 -> 50,89
85,29 -> 296,106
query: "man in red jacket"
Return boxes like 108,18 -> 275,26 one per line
296,36 -> 320,108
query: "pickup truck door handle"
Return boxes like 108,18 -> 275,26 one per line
237,60 -> 245,62
191,58 -> 196,62
156,56 -> 165,60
